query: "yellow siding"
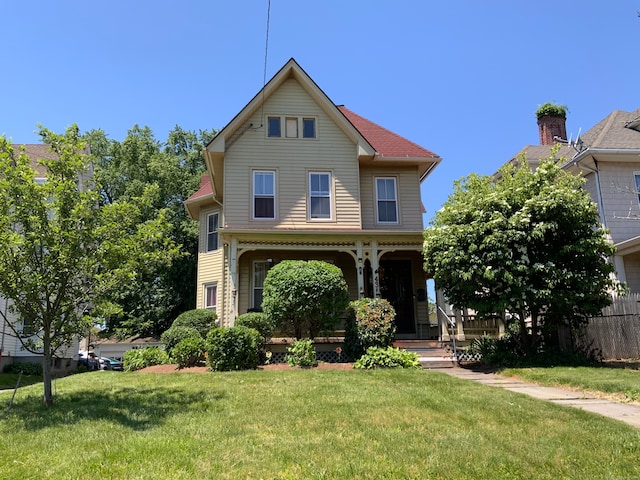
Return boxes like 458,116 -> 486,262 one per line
360,166 -> 424,230
223,78 -> 362,230
196,206 -> 225,316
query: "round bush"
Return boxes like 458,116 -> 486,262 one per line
235,312 -> 276,340
161,326 -> 201,355
343,298 -> 397,361
205,326 -> 262,371
262,260 -> 349,339
172,309 -> 218,337
172,337 -> 205,368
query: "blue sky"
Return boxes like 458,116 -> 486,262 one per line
1,1 -> 638,223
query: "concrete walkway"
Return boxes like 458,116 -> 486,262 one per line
432,366 -> 640,429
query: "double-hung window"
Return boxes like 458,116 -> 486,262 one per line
309,172 -> 331,219
376,177 -> 398,223
207,212 -> 219,251
205,284 -> 217,310
634,172 -> 640,206
253,170 -> 275,219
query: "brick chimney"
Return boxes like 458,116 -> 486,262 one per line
537,114 -> 567,146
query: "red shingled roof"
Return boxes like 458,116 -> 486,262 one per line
187,173 -> 213,201
338,106 -> 439,159
187,106 -> 439,203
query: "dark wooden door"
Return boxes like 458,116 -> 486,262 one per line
379,260 -> 415,334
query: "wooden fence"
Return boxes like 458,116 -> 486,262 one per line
582,294 -> 640,359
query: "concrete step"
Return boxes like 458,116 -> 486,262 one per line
394,341 -> 458,369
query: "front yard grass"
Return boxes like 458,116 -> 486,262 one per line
501,364 -> 640,403
1,369 -> 639,479
0,373 -> 43,390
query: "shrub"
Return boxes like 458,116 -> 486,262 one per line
205,326 -> 261,371
172,309 -> 218,337
123,347 -> 170,372
235,312 -> 276,341
262,260 -> 349,339
172,337 -> 205,368
161,326 -> 201,356
343,298 -> 397,360
354,346 -> 421,369
286,339 -> 317,367
3,361 -> 43,375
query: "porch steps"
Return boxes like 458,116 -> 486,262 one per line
393,340 -> 457,369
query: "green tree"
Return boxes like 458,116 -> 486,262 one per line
423,151 -> 616,355
83,125 -> 216,336
0,127 -> 181,405
262,260 -> 349,339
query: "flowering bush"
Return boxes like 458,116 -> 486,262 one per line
343,298 -> 396,360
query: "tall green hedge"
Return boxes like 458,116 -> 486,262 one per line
262,260 -> 349,339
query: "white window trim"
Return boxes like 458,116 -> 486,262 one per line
634,172 -> 640,207
204,283 -> 217,310
308,171 -> 334,221
375,177 -> 399,225
206,212 -> 219,251
252,170 -> 277,220
265,115 -> 317,139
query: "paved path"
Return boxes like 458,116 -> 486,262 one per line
432,367 -> 640,429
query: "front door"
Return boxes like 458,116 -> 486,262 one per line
378,260 -> 415,334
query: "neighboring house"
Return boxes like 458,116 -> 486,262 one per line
92,335 -> 162,361
184,58 -> 441,339
0,144 -> 82,373
511,107 -> 640,293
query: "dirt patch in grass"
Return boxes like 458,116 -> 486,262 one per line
138,362 -> 355,373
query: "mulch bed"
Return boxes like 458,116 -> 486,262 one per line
138,362 -> 355,373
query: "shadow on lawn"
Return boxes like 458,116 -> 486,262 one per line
5,385 -> 224,431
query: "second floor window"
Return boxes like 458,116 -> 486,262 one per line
635,173 -> 640,206
376,177 -> 398,224
253,170 -> 275,219
207,212 -> 219,251
309,172 -> 331,219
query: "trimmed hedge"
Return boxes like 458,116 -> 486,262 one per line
172,337 -> 205,368
161,325 -> 201,356
172,309 -> 218,337
205,326 -> 262,371
235,312 -> 275,341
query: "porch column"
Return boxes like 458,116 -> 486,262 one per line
356,240 -> 364,298
435,287 -> 450,341
229,237 -> 238,326
455,309 -> 466,341
371,240 -> 380,297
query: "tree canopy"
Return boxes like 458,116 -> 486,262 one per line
0,127 -> 181,405
423,152 -> 616,353
83,125 -> 216,337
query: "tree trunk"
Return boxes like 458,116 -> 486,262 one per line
42,326 -> 53,406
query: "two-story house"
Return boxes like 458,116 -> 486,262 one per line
512,107 -> 640,293
185,58 -> 441,339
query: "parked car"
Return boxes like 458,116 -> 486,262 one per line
99,357 -> 123,371
77,352 -> 99,371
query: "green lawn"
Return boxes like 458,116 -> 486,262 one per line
0,373 -> 43,390
1,369 -> 639,479
501,364 -> 640,403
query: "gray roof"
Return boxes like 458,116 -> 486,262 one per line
511,107 -> 640,166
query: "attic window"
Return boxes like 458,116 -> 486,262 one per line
266,116 -> 316,139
